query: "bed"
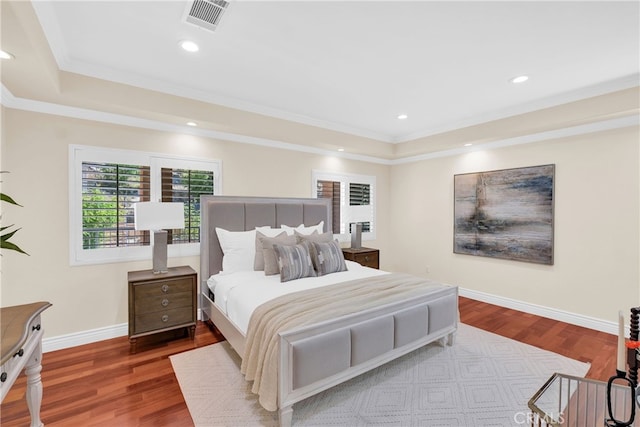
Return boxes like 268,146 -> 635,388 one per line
199,195 -> 458,426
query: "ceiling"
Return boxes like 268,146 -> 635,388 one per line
25,0 -> 639,144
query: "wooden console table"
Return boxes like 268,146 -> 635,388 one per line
1,301 -> 52,427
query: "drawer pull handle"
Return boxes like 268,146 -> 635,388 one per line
0,372 -> 7,382
14,349 -> 24,358
364,256 -> 369,261
161,298 -> 169,307
32,324 -> 41,331
161,314 -> 169,322
161,284 -> 169,293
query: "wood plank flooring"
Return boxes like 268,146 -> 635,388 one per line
459,297 -> 617,381
1,297 -> 618,426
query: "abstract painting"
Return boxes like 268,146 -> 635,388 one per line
454,164 -> 554,265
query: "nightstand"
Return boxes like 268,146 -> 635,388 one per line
342,247 -> 379,269
128,266 -> 197,353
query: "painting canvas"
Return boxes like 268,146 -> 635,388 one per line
454,164 -> 554,265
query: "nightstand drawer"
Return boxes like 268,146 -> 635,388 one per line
134,277 -> 193,298
352,252 -> 378,268
342,247 -> 379,269
134,291 -> 192,315
134,307 -> 194,334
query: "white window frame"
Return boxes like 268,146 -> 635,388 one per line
69,144 -> 222,266
311,170 -> 376,243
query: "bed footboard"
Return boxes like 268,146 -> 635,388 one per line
277,286 -> 458,426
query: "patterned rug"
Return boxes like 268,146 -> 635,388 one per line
170,324 -> 590,426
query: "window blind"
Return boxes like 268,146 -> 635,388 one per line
82,162 -> 150,249
161,168 -> 214,244
349,183 -> 371,232
349,182 -> 370,206
316,180 -> 341,234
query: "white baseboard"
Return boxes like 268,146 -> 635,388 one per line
459,287 -> 619,336
43,295 -> 617,353
43,309 -> 203,353
43,323 -> 128,353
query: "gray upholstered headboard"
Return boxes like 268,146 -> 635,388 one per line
199,196 -> 332,287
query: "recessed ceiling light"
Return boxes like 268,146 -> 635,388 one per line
186,121 -> 197,127
397,114 -> 408,120
0,50 -> 14,60
179,40 -> 199,53
510,75 -> 529,84
464,143 -> 473,147
337,147 -> 345,152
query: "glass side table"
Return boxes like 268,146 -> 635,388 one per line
528,373 -> 636,427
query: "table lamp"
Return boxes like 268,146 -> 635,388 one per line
134,202 -> 185,274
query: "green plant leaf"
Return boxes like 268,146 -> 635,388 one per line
1,227 -> 29,255
1,227 -> 19,241
1,239 -> 29,255
1,193 -> 22,206
1,171 -> 28,255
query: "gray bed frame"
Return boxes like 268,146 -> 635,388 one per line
199,195 -> 458,426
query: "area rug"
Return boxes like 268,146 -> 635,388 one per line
170,324 -> 590,426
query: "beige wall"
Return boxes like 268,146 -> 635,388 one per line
389,126 -> 640,322
0,107 -> 390,338
1,105 -> 639,340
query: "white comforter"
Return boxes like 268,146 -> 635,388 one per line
207,260 -> 388,334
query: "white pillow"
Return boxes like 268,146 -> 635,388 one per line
215,227 -> 256,273
281,221 -> 324,236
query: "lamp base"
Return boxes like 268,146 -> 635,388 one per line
152,230 -> 168,274
350,223 -> 362,249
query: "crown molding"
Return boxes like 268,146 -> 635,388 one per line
30,0 -> 392,144
392,114 -> 640,164
2,84 -> 638,167
28,1 -> 640,144
394,73 -> 640,143
1,84 -> 392,165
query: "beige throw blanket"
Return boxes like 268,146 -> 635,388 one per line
240,273 -> 452,411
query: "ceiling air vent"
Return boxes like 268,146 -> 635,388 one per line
183,0 -> 230,32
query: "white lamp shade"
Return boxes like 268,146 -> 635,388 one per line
134,202 -> 185,231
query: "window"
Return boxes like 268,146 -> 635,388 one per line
70,145 -> 221,265
312,171 -> 376,241
161,168 -> 214,244
316,180 -> 341,234
82,162 -> 150,249
348,182 -> 371,232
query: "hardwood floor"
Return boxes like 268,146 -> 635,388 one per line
1,325 -> 223,427
459,297 -> 617,382
1,297 -> 617,426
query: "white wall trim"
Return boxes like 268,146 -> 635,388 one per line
30,0 -> 390,143
43,323 -> 128,353
42,309 -> 204,353
41,289 -> 620,353
392,114 -> 640,164
0,84 -> 391,166
2,84 -> 637,167
394,73 -> 640,143
459,287 -> 621,336
26,1 -> 640,143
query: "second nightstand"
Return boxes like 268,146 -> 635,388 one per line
128,265 -> 197,353
342,247 -> 379,269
